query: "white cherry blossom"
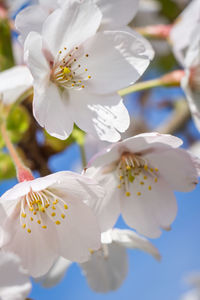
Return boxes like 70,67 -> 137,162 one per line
85,132 -> 199,238
24,0 -> 153,142
15,0 -> 139,42
0,252 -> 31,300
0,66 -> 33,104
41,228 -> 160,292
0,171 -> 102,277
170,0 -> 200,65
181,33 -> 200,132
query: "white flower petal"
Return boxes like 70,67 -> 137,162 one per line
33,82 -> 74,140
121,175 -> 177,238
70,90 -> 130,142
90,132 -> 183,167
24,31 -> 50,83
55,196 -> 101,263
42,0 -> 102,57
85,168 -> 120,232
3,214 -> 59,277
0,252 -> 31,300
41,257 -> 72,288
96,0 -> 139,30
110,228 -> 161,260
81,30 -> 152,94
146,149 -> 199,192
0,66 -> 33,104
80,243 -> 128,293
15,5 -> 49,44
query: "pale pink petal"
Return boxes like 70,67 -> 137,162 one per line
70,90 -> 130,142
80,243 -> 128,292
121,175 -> 177,238
42,0 -> 102,57
146,148 -> 199,192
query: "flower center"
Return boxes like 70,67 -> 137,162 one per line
51,46 -> 92,90
20,189 -> 69,234
189,66 -> 200,93
117,152 -> 159,197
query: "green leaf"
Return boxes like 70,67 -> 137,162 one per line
0,152 -> 15,180
0,18 -> 15,71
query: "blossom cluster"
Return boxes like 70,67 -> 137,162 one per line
0,0 -> 199,299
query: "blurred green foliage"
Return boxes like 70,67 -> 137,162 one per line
0,152 -> 15,179
0,18 -> 15,71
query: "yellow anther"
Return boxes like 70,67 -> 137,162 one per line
55,220 -> 61,225
42,225 -> 47,229
126,165 -> 131,170
85,68 -> 88,71
27,229 -> 31,233
150,168 -> 154,172
64,204 -> 68,210
117,185 -> 121,189
53,199 -> 58,205
64,47 -> 67,50
30,217 -> 33,221
143,176 -> 147,180
119,175 -> 123,180
69,54 -> 72,57
22,224 -> 26,229
51,212 -> 56,217
63,67 -> 71,74
155,168 -> 159,172
37,220 -> 41,224
61,214 -> 65,219
59,51 -> 62,54
85,54 -> 89,57
126,192 -> 131,197
88,75 -> 91,79
148,186 -> 152,191
40,207 -> 45,213
140,181 -> 144,185
33,211 -> 37,215
52,206 -> 56,210
29,207 -> 34,212
144,165 -> 148,171
81,85 -> 85,88
21,212 -> 26,218
72,83 -> 75,87
45,204 -> 50,208
155,178 -> 158,183
78,64 -> 81,67
137,192 -> 141,196
89,249 -> 94,254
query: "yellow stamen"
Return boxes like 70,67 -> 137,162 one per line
126,192 -> 131,197
22,224 -> 26,229
21,212 -> 26,218
27,229 -> 31,233
137,192 -> 141,196
42,225 -> 47,229
55,220 -> 61,225
37,220 -> 41,224
61,214 -> 65,219
51,212 -> 56,217
148,186 -> 152,191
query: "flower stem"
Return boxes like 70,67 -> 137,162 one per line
118,70 -> 184,97
79,143 -> 87,169
0,123 -> 34,182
